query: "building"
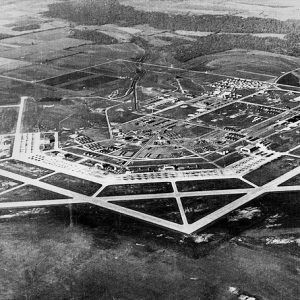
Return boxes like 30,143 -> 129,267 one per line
241,144 -> 259,155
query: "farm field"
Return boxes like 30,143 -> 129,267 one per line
1,64 -> 70,82
0,77 -> 72,104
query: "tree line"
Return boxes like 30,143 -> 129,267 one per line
171,34 -> 300,62
46,0 -> 300,34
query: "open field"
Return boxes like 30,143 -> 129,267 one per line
244,156 -> 300,186
61,75 -> 119,91
176,178 -> 252,192
0,38 -> 91,61
107,104 -> 143,124
172,124 -> 213,139
99,182 -> 173,197
0,207 -> 298,299
198,102 -> 283,130
160,105 -> 199,121
40,71 -> 95,87
181,194 -> 245,224
120,0 -> 300,20
0,107 -> 19,134
187,50 -> 300,79
0,185 -> 70,202
244,90 -> 300,109
267,128 -> 300,152
279,174 -> 300,186
40,173 -> 102,196
21,99 -> 110,141
214,152 -> 245,167
0,57 -> 31,73
0,160 -> 53,179
111,198 -> 182,224
0,77 -> 72,105
0,175 -> 23,193
1,64 -> 71,82
277,71 -> 300,87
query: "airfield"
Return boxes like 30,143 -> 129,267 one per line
0,1 -> 300,235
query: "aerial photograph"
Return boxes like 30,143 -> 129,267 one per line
0,0 -> 299,299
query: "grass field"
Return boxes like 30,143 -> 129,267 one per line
107,104 -> 143,124
0,175 -> 23,193
268,128 -> 300,152
41,173 -> 102,196
0,107 -> 19,134
198,102 -> 282,130
244,156 -> 300,186
1,64 -> 71,82
0,184 -> 70,202
99,182 -> 173,197
289,147 -> 300,156
160,105 -> 198,121
41,71 -> 94,86
0,77 -> 71,104
120,0 -> 300,20
111,198 -> 182,224
62,75 -> 118,91
187,50 -> 300,79
279,174 -> 300,186
173,124 -> 213,138
244,90 -> 300,109
0,160 -> 53,179
21,99 -> 110,140
214,152 -> 245,167
181,194 -> 245,224
176,178 -> 252,192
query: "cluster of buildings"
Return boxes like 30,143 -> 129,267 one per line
19,132 -> 56,155
146,94 -> 177,110
210,78 -> 270,92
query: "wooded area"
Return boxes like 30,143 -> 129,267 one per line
46,0 -> 300,34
